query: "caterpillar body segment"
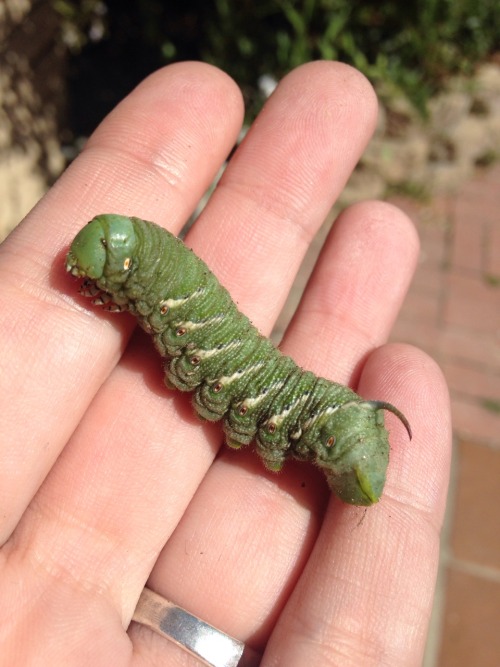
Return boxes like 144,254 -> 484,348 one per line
66,214 -> 412,506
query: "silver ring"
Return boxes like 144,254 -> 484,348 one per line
132,587 -> 262,667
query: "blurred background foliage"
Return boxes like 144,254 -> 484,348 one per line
54,0 -> 500,135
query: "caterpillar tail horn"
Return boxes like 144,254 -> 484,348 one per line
361,400 -> 412,440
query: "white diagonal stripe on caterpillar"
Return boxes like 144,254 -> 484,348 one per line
214,361 -> 266,388
265,392 -> 311,428
237,379 -> 287,411
301,405 -> 341,432
188,340 -> 244,361
175,314 -> 225,332
159,286 -> 206,311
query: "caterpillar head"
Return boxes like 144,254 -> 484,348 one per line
301,400 -> 411,506
66,214 -> 137,285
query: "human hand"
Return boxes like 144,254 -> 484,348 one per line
0,61 -> 451,666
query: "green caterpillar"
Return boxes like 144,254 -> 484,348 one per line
66,214 -> 411,506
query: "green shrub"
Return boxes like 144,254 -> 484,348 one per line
56,0 -> 500,118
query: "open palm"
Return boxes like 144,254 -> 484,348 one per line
0,61 -> 450,666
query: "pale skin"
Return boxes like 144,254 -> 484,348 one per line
0,61 -> 451,666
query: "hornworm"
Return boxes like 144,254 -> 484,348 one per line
66,214 -> 411,506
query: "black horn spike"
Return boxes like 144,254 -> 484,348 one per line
362,400 -> 412,440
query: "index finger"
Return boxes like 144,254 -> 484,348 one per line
0,62 -> 244,542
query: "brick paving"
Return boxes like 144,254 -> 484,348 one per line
389,164 -> 500,667
390,165 -> 500,448
274,163 -> 500,666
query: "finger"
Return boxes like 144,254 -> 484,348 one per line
2,331 -> 222,647
187,60 -> 379,332
281,199 -> 420,383
126,200 -> 420,660
263,345 -> 451,667
3,61 -> 380,650
0,62 -> 244,543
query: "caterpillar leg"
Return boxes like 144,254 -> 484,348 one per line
258,448 -> 286,472
78,279 -> 127,312
191,338 -> 263,420
224,434 -> 249,450
225,429 -> 285,470
79,278 -> 100,297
